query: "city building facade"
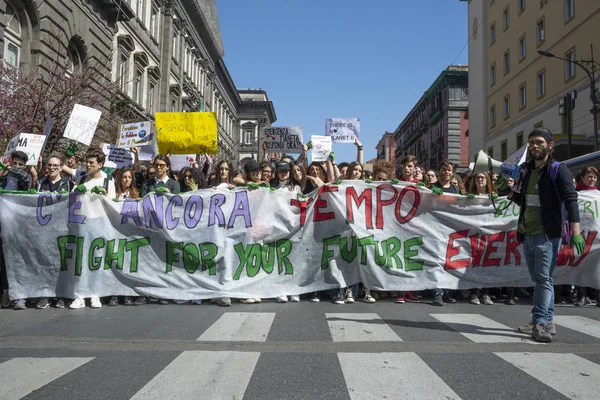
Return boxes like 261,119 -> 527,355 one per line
462,0 -> 600,162
375,131 -> 396,164
0,0 -> 274,161
394,66 -> 469,172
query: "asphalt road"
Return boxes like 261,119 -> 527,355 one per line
1,297 -> 599,400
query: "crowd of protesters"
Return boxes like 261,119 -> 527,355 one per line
0,137 -> 599,312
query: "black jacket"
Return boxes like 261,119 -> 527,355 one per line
511,157 -> 579,241
37,176 -> 73,193
141,178 -> 181,196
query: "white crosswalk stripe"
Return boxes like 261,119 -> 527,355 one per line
496,352 -> 600,399
338,352 -> 461,400
553,315 -> 600,339
326,313 -> 402,342
129,351 -> 260,400
430,313 -> 538,343
197,312 -> 275,341
0,357 -> 93,400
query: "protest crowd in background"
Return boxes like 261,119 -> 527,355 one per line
1,135 -> 599,312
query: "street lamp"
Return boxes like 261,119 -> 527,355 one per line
538,45 -> 600,151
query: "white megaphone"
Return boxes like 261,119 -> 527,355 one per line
473,150 -> 503,174
499,145 -> 528,178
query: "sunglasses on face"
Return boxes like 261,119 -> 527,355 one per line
155,163 -> 167,169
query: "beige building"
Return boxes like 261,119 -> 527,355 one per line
463,0 -> 600,162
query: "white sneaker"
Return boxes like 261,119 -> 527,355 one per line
290,295 -> 300,302
310,296 -> 320,303
345,288 -> 355,304
69,298 -> 85,309
276,295 -> 288,303
90,297 -> 102,308
253,298 -> 262,303
240,298 -> 255,304
334,289 -> 345,305
364,289 -> 376,303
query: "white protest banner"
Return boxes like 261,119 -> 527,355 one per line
310,135 -> 332,162
102,144 -> 133,169
117,121 -> 153,148
325,118 -> 360,143
170,154 -> 196,171
2,182 -> 599,301
2,133 -> 46,165
63,104 -> 102,146
500,145 -> 528,178
264,127 -> 304,154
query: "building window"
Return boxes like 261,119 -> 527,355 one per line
519,0 -> 525,14
490,23 -> 496,44
147,80 -> 155,113
150,4 -> 159,40
537,70 -> 546,97
516,131 -> 524,148
519,84 -> 526,109
501,140 -> 508,161
490,105 -> 496,127
503,50 -> 510,74
519,35 -> 526,60
564,0 -> 574,21
536,17 -> 545,45
488,146 -> 494,158
132,66 -> 143,104
490,63 -> 496,85
244,130 -> 253,145
503,7 -> 510,30
172,31 -> 179,59
565,49 -> 576,80
504,95 -> 510,119
119,54 -> 128,92
3,4 -> 21,69
136,0 -> 145,21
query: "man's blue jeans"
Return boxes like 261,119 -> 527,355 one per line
523,234 -> 562,325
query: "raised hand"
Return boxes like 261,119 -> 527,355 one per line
65,142 -> 79,158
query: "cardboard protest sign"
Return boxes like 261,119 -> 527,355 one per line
310,135 -> 332,162
264,127 -> 303,154
117,121 -> 153,148
155,112 -> 218,155
101,144 -> 133,169
2,133 -> 46,165
169,154 -> 196,171
325,118 -> 360,143
63,104 -> 102,146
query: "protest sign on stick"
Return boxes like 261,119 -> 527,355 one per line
310,135 -> 332,162
117,121 -> 153,148
101,144 -> 133,169
2,133 -> 46,165
155,112 -> 218,154
264,127 -> 303,154
325,118 -> 360,143
63,104 -> 102,146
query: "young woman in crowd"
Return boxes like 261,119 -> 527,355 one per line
574,166 -> 599,307
210,160 -> 235,190
260,161 -> 274,184
115,167 -> 139,200
466,171 -> 497,305
424,170 -> 438,187
140,155 -> 180,197
292,164 -> 307,193
450,174 -> 466,195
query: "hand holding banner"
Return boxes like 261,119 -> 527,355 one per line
63,104 -> 102,146
155,112 -> 218,155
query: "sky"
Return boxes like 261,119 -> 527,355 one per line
216,0 -> 469,163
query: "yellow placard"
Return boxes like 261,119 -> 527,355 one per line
155,112 -> 218,155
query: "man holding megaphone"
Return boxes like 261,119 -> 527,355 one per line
508,128 -> 585,343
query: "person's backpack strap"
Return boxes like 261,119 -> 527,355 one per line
103,178 -> 109,192
549,161 -> 571,242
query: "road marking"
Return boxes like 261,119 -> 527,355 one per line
338,352 -> 461,399
553,316 -> 600,339
496,352 -> 600,399
0,357 -> 93,400
430,314 -> 537,343
326,313 -> 402,342
197,312 -> 275,341
130,351 -> 259,400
